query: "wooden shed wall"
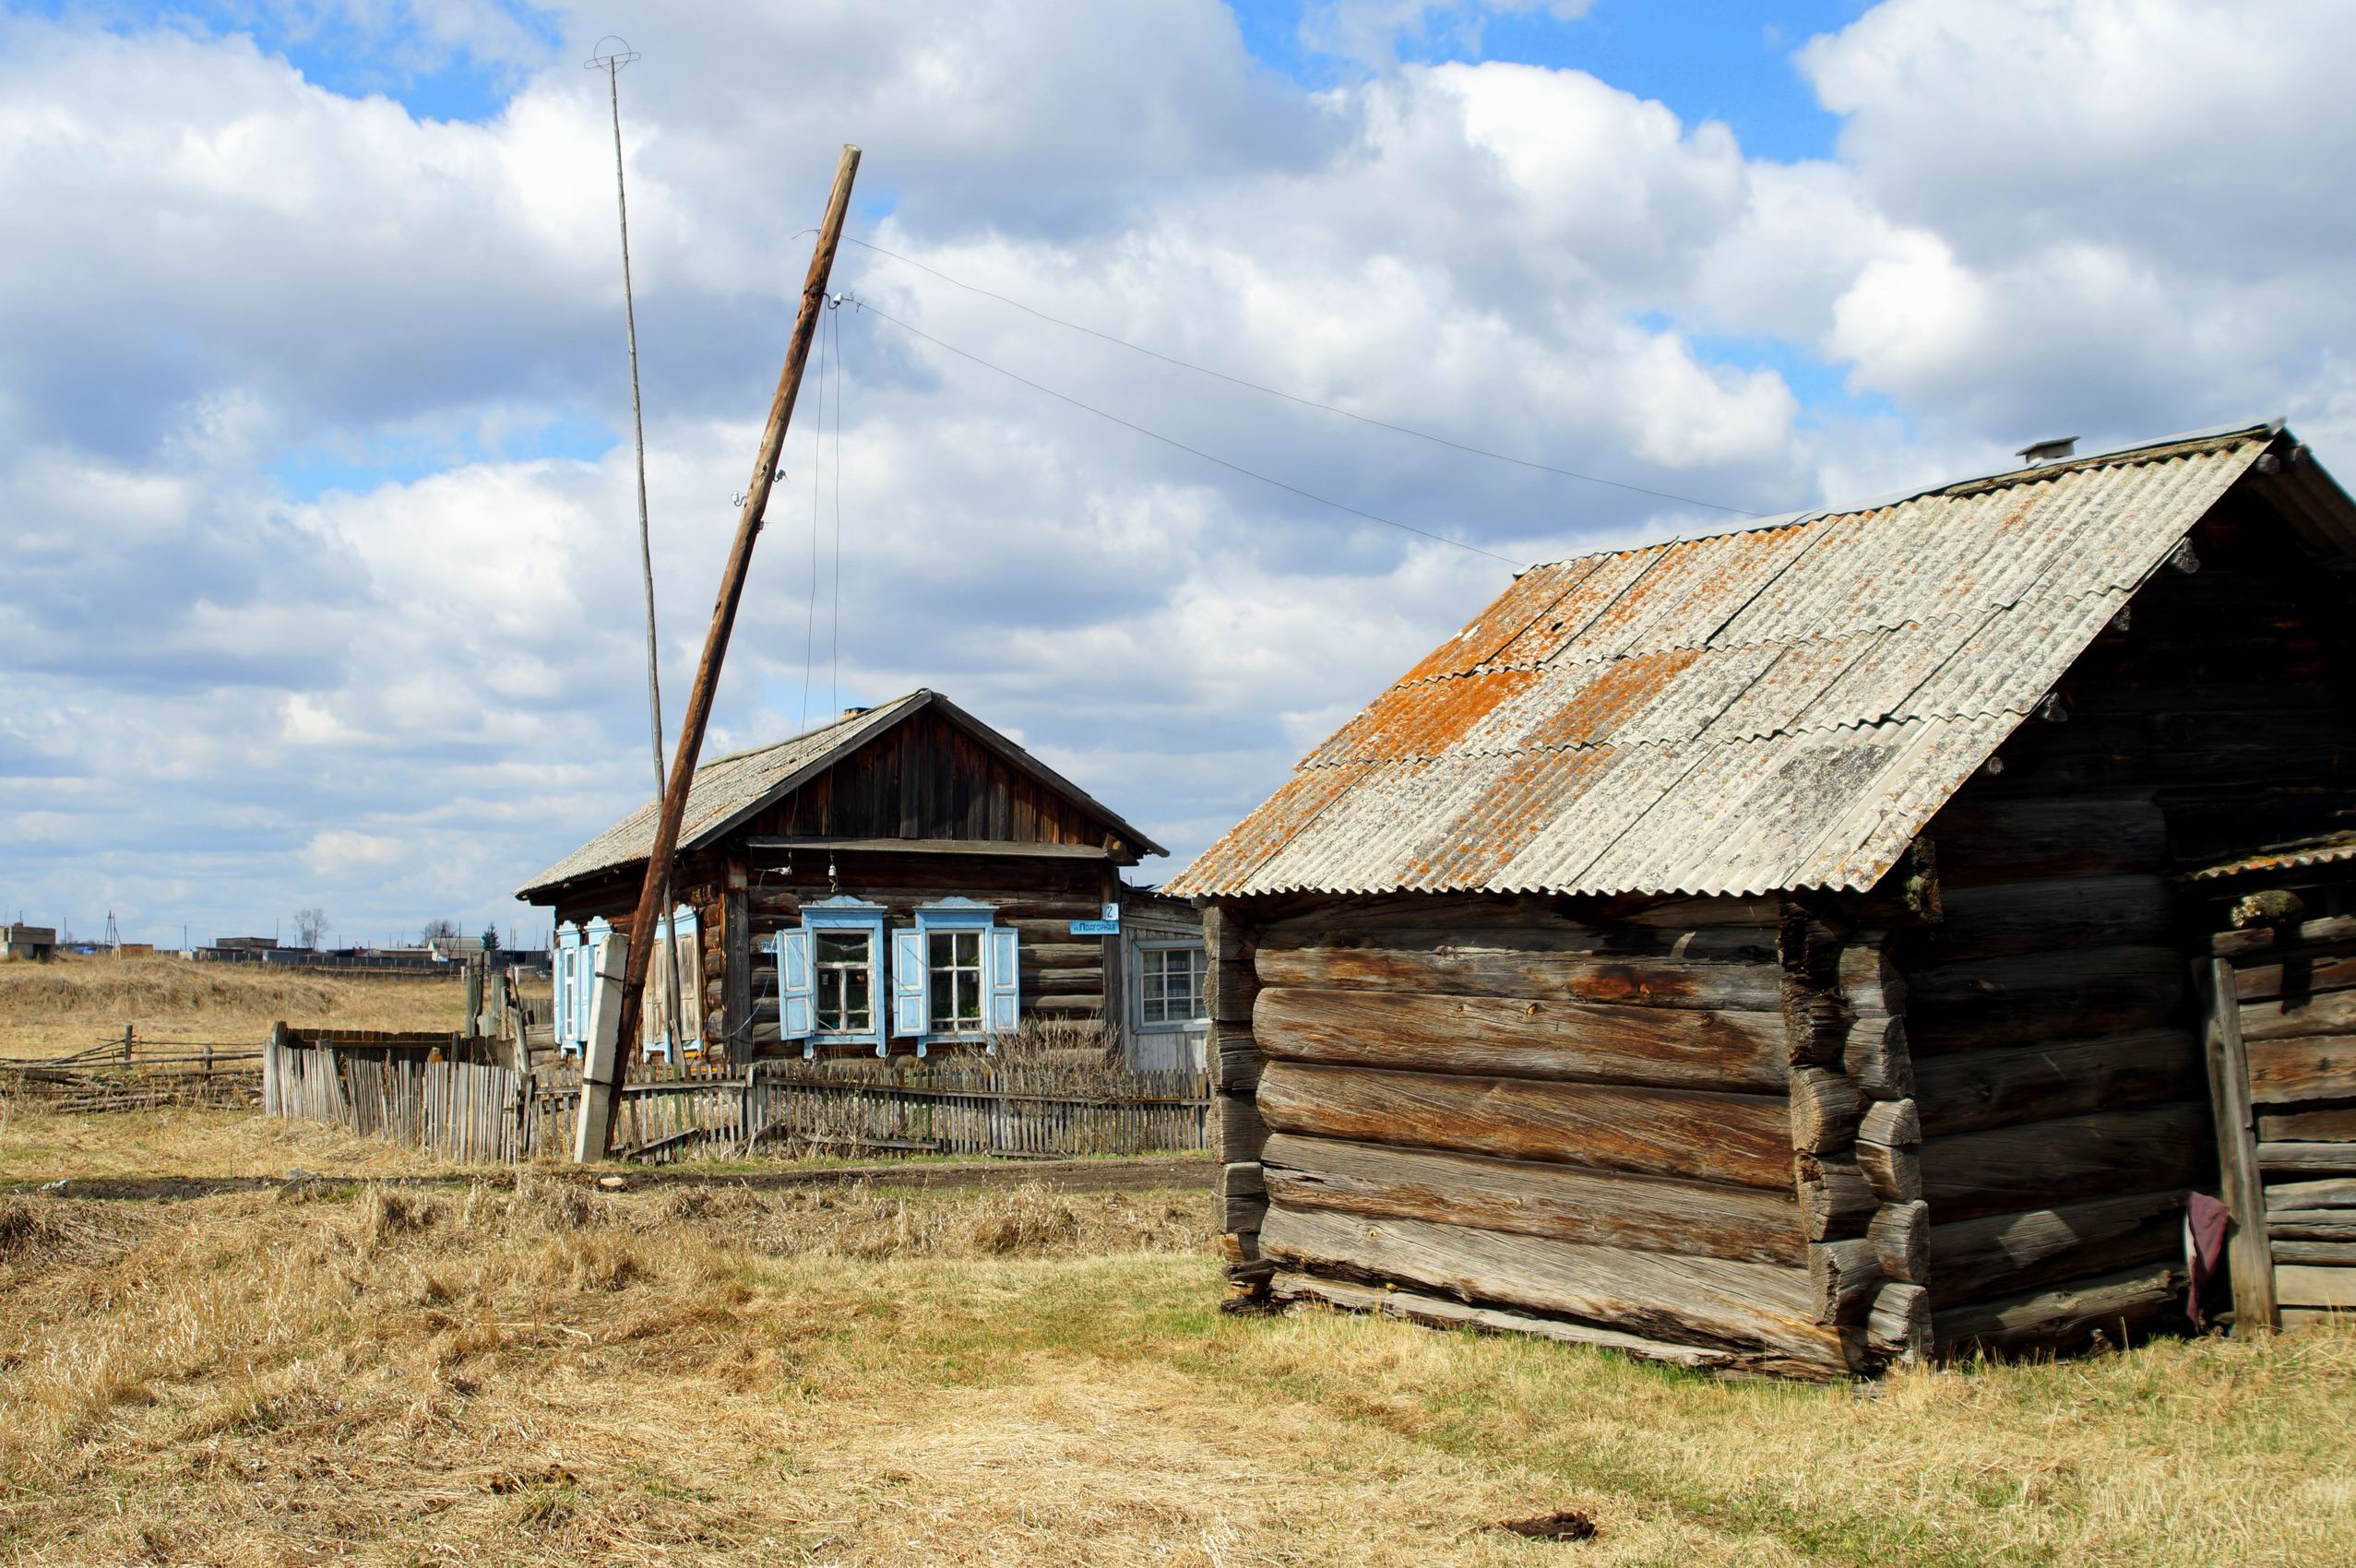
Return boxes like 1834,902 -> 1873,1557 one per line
1904,494 -> 2356,1352
1214,892 -> 1912,1378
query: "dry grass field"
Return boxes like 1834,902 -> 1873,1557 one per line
0,1109 -> 2350,1567
0,952 -> 470,1059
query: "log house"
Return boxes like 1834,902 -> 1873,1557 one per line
1168,421 -> 2356,1377
517,690 -> 1205,1064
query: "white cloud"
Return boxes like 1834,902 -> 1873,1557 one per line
2,0 -> 2352,944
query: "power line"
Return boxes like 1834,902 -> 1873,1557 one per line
834,235 -> 1765,519
851,298 -> 1529,569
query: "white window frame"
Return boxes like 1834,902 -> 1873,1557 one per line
1133,940 -> 1208,1032
553,921 -> 584,1052
779,897 -> 887,1057
892,898 -> 1019,1053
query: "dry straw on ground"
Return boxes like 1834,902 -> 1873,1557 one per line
0,951 -> 480,1059
0,1106 -> 2350,1567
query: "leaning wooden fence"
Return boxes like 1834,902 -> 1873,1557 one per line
2203,913 -> 2356,1330
263,1027 -> 1208,1165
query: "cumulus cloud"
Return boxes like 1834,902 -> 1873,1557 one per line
1,0 -> 2350,944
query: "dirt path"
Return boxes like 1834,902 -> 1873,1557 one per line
13,1154 -> 1214,1203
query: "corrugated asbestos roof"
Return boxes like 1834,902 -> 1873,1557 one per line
1169,422 -> 2314,901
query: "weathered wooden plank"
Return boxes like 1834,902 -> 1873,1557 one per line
1867,1280 -> 1931,1363
1220,1091 -> 1267,1162
1921,875 -> 2172,965
1905,946 -> 2187,1056
2255,1105 -> 2356,1142
1259,1132 -> 1805,1265
1925,1191 -> 2183,1309
1254,985 -> 1787,1093
1914,1028 -> 2199,1137
1933,1262 -> 2182,1356
1255,939 -> 1781,1010
1255,1061 -> 1794,1189
2267,1215 -> 2356,1241
1795,1153 -> 1876,1241
1789,1068 -> 1862,1154
1916,1103 -> 2208,1222
1926,792 -> 2167,887
1859,1098 -> 1920,1148
2276,1264 -> 2356,1309
1842,1016 -> 1914,1099
2243,1035 -> 2356,1104
2234,952 -> 2356,1004
2239,987 -> 2356,1043
1212,1025 -> 1260,1098
1259,1203 -> 1851,1374
1808,1237 -> 1883,1324
2265,1177 -> 2356,1210
1856,1138 -> 1922,1203
1870,1199 -> 1931,1284
2213,913 -> 2356,960
1268,1271 -> 1755,1372
2272,1240 -> 2356,1265
2259,1141 -> 2356,1173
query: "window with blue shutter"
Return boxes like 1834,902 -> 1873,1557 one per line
582,919 -> 613,1051
915,899 -> 1017,1049
778,929 -> 815,1047
891,928 -> 927,1040
553,923 -> 582,1051
791,897 -> 887,1054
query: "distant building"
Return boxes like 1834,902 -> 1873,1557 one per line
2,924 -> 56,962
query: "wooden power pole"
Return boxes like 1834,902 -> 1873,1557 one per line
578,143 -> 862,1159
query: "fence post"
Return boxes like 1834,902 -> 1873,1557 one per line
121,1023 -> 134,1070
575,932 -> 629,1161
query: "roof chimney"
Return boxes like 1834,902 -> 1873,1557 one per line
2016,435 -> 2077,465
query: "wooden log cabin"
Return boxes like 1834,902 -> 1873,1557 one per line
516,690 -> 1208,1065
1166,421 -> 2356,1378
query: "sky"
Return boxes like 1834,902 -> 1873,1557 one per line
5,0 -> 2355,948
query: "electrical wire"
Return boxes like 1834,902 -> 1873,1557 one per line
832,235 -> 1765,519
851,298 -> 1529,569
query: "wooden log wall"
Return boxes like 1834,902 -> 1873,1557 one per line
551,849 -> 1113,1063
2211,913 -> 2356,1328
1899,495 -> 2356,1354
1223,891 -> 1876,1376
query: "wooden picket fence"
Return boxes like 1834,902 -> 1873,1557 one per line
262,1028 -> 1208,1165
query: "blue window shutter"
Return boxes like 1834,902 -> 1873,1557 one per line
891,927 -> 927,1037
987,926 -> 1020,1034
779,929 -> 815,1039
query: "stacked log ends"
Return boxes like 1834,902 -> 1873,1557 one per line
1783,919 -> 1926,1368
1206,905 -> 1272,1310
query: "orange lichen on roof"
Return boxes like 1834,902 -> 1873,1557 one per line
1481,548 -> 1664,668
1313,669 -> 1541,765
1177,760 -> 1372,889
1395,560 -> 1597,685
1513,647 -> 1704,752
1425,745 -> 1615,885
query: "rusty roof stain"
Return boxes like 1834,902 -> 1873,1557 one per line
1170,422 -> 2345,900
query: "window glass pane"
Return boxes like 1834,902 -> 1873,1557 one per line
815,929 -> 872,1031
927,925 -> 984,1031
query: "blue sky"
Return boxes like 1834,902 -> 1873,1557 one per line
5,0 -> 2353,945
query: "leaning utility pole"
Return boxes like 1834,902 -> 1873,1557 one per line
577,144 -> 862,1159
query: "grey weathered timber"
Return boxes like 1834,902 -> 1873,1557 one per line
2238,985 -> 2356,1042
1253,940 -> 1782,1010
1925,1191 -> 2184,1309
1795,1152 -> 1876,1240
1789,1066 -> 1863,1153
1253,985 -> 1786,1092
2243,1036 -> 2356,1103
2271,1264 -> 2356,1309
1866,1280 -> 1930,1362
1933,1261 -> 2182,1356
1255,1060 -> 1795,1189
2258,1141 -> 2356,1172
2233,951 -> 2356,1003
2267,1177 -> 2356,1209
1857,1097 -> 1920,1148
1905,945 -> 2186,1055
2271,1239 -> 2356,1264
1269,1271 -> 1756,1372
1869,1199 -> 1931,1284
1259,1203 -> 1852,1376
741,836 -> 1113,858
1913,1028 -> 2199,1137
1807,1237 -> 1883,1324
2211,913 -> 2356,960
1841,1016 -> 1914,1099
1259,1132 -> 1806,1264
1856,1137 -> 1922,1203
1916,1103 -> 2206,1221
2257,1106 -> 2356,1141
1924,875 -> 2172,964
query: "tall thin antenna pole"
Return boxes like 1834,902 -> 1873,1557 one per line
588,35 -> 684,1060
